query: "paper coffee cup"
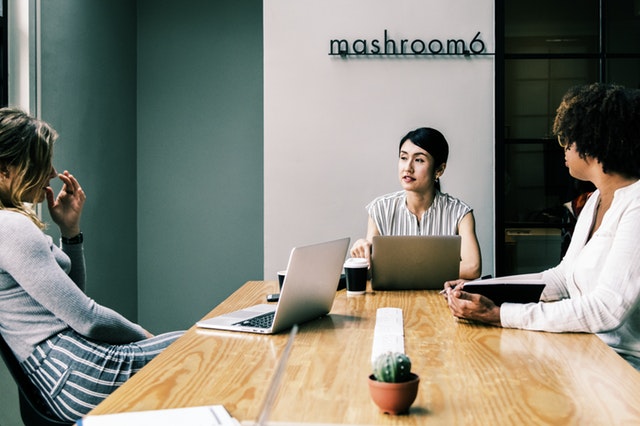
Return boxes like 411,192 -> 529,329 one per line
344,258 -> 368,295
277,270 -> 287,289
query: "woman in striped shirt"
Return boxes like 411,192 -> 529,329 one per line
350,127 -> 481,280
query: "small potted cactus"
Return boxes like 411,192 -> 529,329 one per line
368,352 -> 420,415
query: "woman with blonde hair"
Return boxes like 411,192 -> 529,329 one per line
0,108 -> 182,422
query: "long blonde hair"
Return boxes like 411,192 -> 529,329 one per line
0,108 -> 58,229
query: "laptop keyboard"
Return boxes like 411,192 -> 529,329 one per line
235,311 -> 275,329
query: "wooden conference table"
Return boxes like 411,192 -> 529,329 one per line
90,281 -> 640,425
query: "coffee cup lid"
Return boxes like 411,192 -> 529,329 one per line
344,257 -> 369,268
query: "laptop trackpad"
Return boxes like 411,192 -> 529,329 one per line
202,304 -> 275,325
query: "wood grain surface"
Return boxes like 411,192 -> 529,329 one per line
89,281 -> 640,425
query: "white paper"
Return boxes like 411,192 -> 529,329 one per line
77,405 -> 239,426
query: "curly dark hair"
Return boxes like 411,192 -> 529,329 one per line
553,82 -> 640,179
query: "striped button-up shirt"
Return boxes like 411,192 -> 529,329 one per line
367,190 -> 472,236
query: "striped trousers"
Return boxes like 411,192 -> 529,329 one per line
21,329 -> 184,422
621,352 -> 640,371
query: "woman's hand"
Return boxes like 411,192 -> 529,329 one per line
442,278 -> 466,297
350,216 -> 380,262
443,280 -> 502,327
350,238 -> 372,262
46,170 -> 86,237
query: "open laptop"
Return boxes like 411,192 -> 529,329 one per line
370,235 -> 461,290
196,237 -> 350,334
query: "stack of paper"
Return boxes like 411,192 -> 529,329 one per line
77,405 -> 239,426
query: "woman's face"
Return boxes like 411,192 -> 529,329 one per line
0,164 -> 57,204
564,142 -> 593,181
29,165 -> 57,203
398,140 -> 443,193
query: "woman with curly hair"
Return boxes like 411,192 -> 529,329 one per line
444,83 -> 640,371
0,108 -> 183,422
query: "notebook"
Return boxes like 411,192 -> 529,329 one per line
196,237 -> 350,334
463,277 -> 546,306
370,235 -> 461,290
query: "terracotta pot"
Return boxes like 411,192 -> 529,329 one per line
367,373 -> 420,415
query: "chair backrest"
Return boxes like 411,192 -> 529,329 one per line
0,333 -> 73,425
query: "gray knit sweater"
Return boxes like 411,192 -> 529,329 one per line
0,210 -> 147,362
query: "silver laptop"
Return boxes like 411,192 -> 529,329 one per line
196,237 -> 350,334
370,235 -> 461,290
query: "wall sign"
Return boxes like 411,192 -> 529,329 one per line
329,30 -> 491,57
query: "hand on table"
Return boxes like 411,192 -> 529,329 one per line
442,278 -> 501,327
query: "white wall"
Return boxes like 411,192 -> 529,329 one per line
264,0 -> 495,279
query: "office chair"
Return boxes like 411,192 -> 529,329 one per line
0,334 -> 73,426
